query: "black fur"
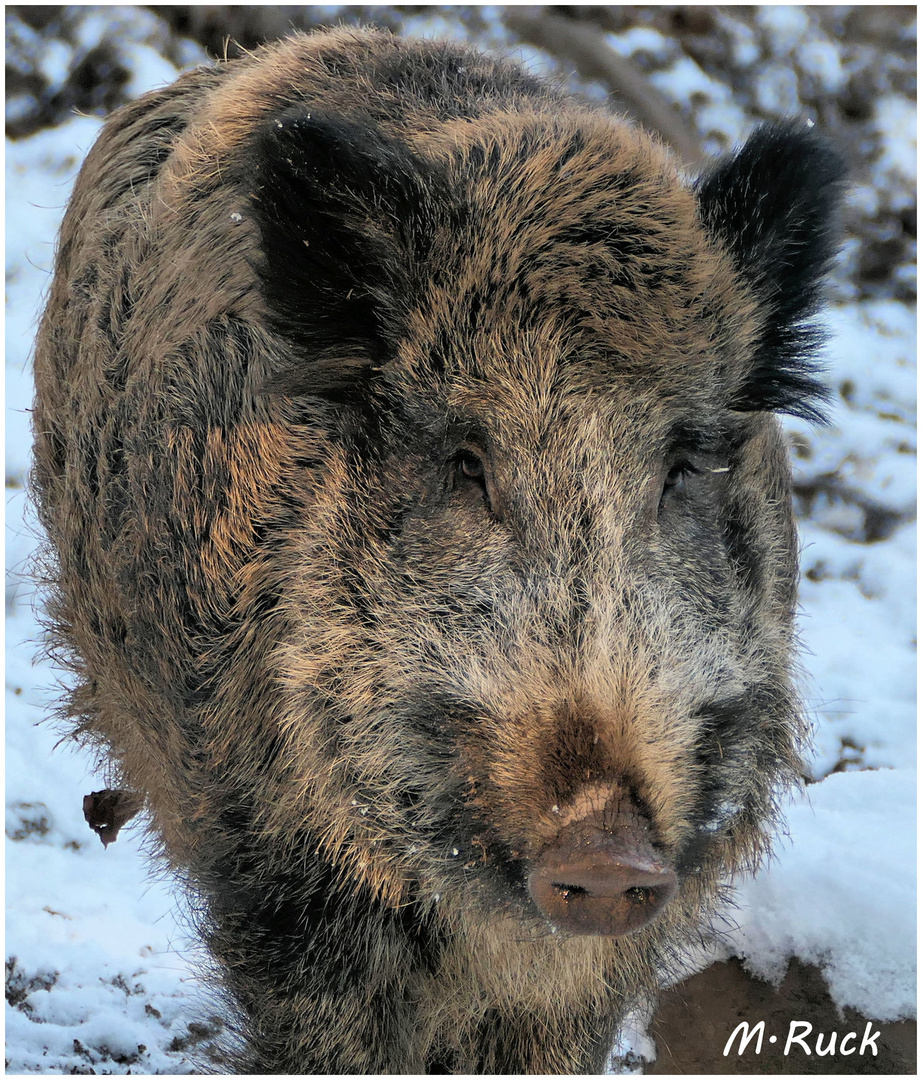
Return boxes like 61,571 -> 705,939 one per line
696,121 -> 847,423
248,109 -> 453,396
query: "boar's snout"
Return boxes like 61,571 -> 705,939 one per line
528,813 -> 677,938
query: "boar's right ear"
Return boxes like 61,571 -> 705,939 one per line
248,108 -> 447,399
695,122 -> 847,424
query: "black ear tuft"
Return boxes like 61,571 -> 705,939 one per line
696,121 -> 848,424
248,108 -> 446,398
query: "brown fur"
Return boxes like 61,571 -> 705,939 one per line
32,27 -> 844,1073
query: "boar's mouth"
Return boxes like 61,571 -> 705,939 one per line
527,816 -> 678,937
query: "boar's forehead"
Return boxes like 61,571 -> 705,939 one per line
245,84 -> 757,427
392,117 -> 755,419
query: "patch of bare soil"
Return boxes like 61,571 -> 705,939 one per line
647,957 -> 916,1074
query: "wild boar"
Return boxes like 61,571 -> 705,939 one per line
32,26 -> 844,1073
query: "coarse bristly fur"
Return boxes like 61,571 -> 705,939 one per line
32,26 -> 846,1074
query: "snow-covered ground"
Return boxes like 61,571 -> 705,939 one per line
6,11 -> 916,1075
6,112 -> 222,1076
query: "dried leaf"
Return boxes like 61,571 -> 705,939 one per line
82,789 -> 143,847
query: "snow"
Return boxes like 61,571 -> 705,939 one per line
6,59 -> 219,1078
400,12 -> 472,44
649,54 -> 731,106
755,5 -> 812,51
727,20 -> 760,69
733,769 -> 916,1022
797,38 -> 846,93
605,28 -> 674,62
5,10 -> 916,1075
753,62 -> 802,115
874,96 -> 918,189
647,54 -> 751,151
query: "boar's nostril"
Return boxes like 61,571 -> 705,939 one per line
529,830 -> 678,938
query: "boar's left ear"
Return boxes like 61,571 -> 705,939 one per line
696,122 -> 847,423
248,108 -> 450,398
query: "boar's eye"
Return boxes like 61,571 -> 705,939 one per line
457,450 -> 486,484
661,461 -> 698,501
454,449 -> 494,513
